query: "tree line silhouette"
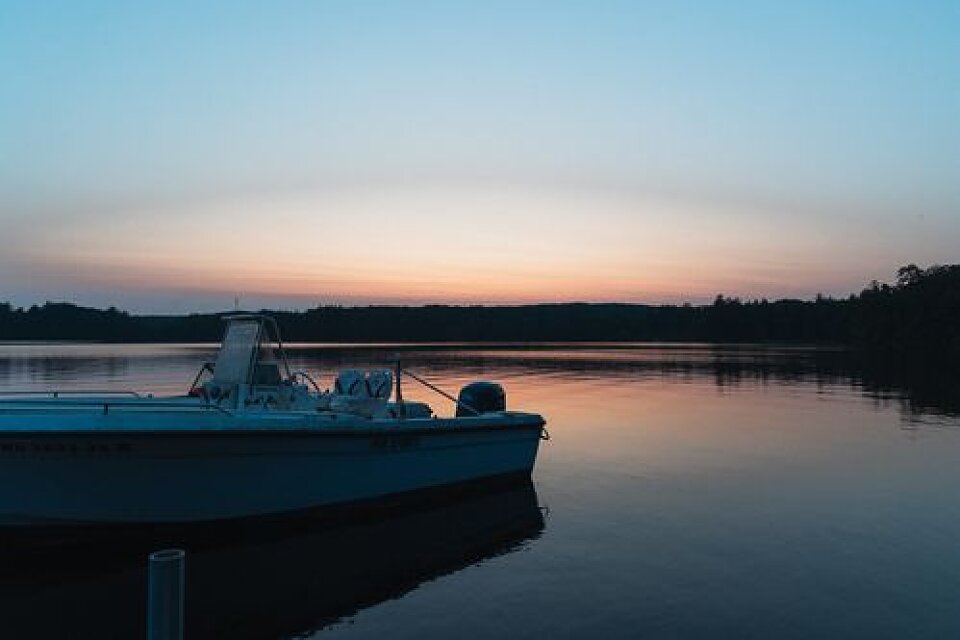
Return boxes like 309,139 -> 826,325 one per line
1,264 -> 957,360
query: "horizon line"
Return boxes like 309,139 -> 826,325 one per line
2,293 -> 855,316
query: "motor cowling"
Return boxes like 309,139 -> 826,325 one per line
457,381 -> 506,417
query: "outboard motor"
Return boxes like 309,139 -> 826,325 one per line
457,381 -> 506,417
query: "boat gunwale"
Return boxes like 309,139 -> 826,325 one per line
0,413 -> 546,438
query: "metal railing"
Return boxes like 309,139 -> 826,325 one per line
0,397 -> 234,416
0,389 -> 142,398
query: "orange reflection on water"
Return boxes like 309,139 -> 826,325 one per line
476,352 -> 907,487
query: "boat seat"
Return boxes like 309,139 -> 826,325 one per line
334,370 -> 366,396
366,370 -> 393,400
333,370 -> 393,400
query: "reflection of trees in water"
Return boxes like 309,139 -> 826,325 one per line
853,360 -> 960,420
291,345 -> 960,419
0,352 -> 211,390
1,344 -> 956,418
0,481 -> 544,639
0,356 -> 131,384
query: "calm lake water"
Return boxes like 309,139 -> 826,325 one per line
1,343 -> 959,639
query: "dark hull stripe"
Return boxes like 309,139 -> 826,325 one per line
0,424 -> 544,440
0,470 -> 534,536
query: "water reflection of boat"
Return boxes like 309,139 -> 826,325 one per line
0,315 -> 546,527
0,480 -> 544,639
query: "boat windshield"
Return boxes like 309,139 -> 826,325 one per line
212,319 -> 262,387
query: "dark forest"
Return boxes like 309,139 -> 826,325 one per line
2,264 -> 958,360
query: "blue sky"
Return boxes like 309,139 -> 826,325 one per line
1,1 -> 957,312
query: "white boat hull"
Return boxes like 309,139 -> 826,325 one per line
0,414 -> 544,526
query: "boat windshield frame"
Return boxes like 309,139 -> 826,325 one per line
218,314 -> 294,386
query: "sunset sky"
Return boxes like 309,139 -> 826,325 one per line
1,1 -> 958,312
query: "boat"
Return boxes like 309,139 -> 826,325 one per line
0,314 -> 547,527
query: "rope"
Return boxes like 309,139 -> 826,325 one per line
400,369 -> 481,416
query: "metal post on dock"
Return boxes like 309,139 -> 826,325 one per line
147,548 -> 185,640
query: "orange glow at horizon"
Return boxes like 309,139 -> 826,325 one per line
10,184 -> 919,308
